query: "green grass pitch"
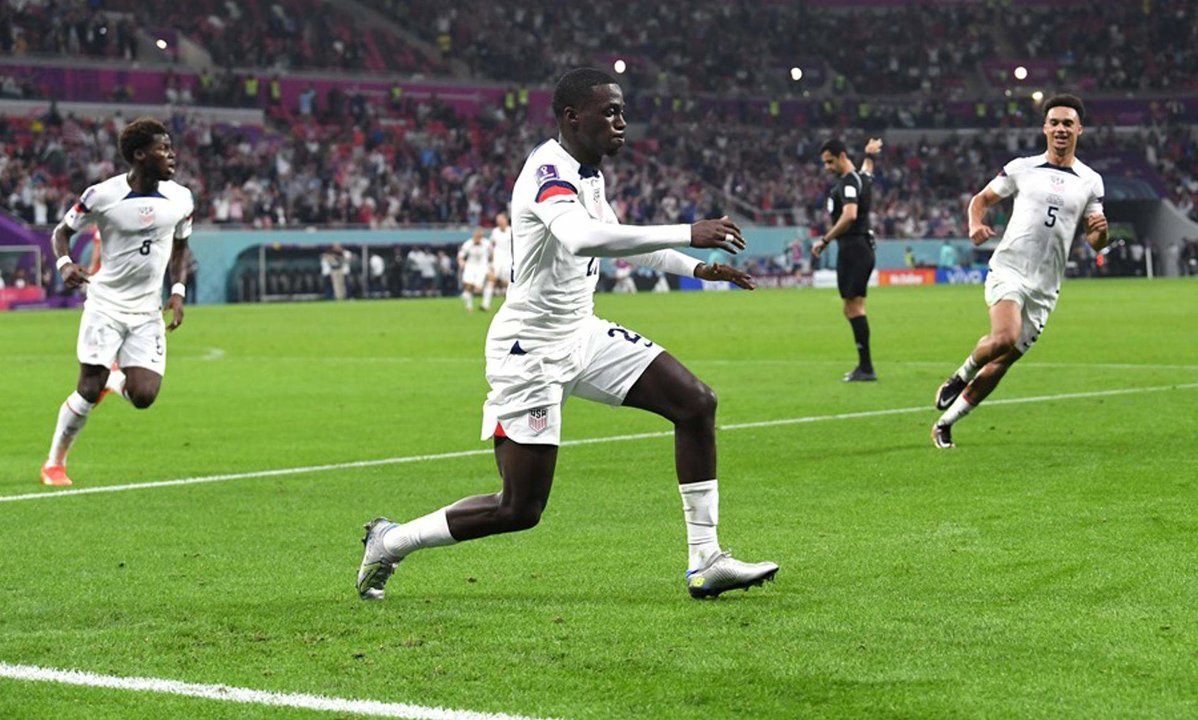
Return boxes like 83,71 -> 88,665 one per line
1,278 -> 1196,719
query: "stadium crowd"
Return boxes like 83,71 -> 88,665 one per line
1,0 -> 437,74
4,98 -> 1197,239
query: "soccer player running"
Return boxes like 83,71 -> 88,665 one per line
41,117 -> 194,486
358,68 -> 778,601
812,138 -> 882,382
932,94 -> 1107,448
457,228 -> 491,312
481,212 -> 512,311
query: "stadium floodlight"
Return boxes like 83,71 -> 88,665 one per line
790,67 -> 803,81
613,59 -> 626,74
1031,90 -> 1044,102
1014,66 -> 1028,80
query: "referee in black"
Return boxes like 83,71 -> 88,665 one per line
813,137 -> 881,382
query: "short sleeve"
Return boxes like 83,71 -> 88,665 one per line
63,184 -> 101,231
174,193 -> 194,240
986,160 -> 1019,198
842,179 -> 859,204
1085,175 -> 1105,217
529,179 -> 581,228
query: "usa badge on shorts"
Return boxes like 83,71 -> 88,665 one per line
528,407 -> 549,434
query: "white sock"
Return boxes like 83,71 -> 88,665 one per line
938,393 -> 975,428
381,508 -> 457,559
954,354 -> 980,382
481,282 -> 493,310
680,479 -> 721,571
47,392 -> 95,466
461,291 -> 473,311
106,369 -> 129,401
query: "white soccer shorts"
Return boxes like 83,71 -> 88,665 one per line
480,315 -> 665,445
984,268 -> 1056,355
462,266 -> 488,289
76,305 -> 167,374
491,261 -> 512,284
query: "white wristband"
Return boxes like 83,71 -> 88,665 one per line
56,255 -> 73,271
171,283 -> 187,297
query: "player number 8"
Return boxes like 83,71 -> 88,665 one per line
139,239 -> 153,256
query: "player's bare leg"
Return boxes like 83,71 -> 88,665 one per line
481,271 -> 496,311
357,438 -> 558,599
933,344 -> 1023,448
935,299 -> 1021,411
120,367 -> 163,409
623,353 -> 778,598
42,363 -> 109,485
842,295 -> 875,382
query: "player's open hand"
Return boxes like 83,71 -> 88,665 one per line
60,263 -> 90,289
969,224 -> 996,246
695,261 -> 756,290
1085,213 -> 1108,235
691,216 -> 746,254
165,293 -> 185,331
865,138 -> 884,155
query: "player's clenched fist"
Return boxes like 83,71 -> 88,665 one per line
691,216 -> 746,254
969,224 -> 996,246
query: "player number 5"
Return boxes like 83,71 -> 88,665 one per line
1044,205 -> 1059,228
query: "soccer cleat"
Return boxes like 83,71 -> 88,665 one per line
843,367 -> 878,382
98,363 -> 123,404
40,463 -> 73,486
357,517 -> 402,600
931,422 -> 955,449
685,550 -> 779,599
935,374 -> 968,410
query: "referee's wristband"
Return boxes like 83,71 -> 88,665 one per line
56,255 -> 73,271
170,283 -> 187,298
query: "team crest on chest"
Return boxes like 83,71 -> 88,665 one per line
138,205 -> 156,227
1050,174 -> 1066,188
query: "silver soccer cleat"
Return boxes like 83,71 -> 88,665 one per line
357,517 -> 402,600
685,550 -> 779,599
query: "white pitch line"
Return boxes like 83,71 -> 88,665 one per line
0,662 -> 558,720
3,382 -> 1196,505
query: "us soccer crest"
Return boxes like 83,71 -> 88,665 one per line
528,407 -> 549,434
1050,174 -> 1066,188
138,205 -> 156,227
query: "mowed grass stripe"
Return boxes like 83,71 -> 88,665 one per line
4,381 -> 1194,505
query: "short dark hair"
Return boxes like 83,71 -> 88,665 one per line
1043,93 -> 1085,124
819,138 -> 847,157
119,117 -> 170,164
552,67 -> 618,119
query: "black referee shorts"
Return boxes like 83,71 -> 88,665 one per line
836,237 -> 876,299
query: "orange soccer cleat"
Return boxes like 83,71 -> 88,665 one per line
40,463 -> 73,486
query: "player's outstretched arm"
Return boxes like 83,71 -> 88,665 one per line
968,187 -> 1003,246
51,222 -> 89,289
549,206 -> 745,258
165,235 -> 189,331
695,261 -> 755,289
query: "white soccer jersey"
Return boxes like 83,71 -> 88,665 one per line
63,174 -> 194,315
490,226 -> 513,274
458,239 -> 491,270
486,139 -> 691,349
986,152 -> 1104,295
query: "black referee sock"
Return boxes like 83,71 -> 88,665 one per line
849,315 -> 872,372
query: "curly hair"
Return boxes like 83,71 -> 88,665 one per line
118,117 -> 170,165
552,67 -> 618,119
1043,93 -> 1085,124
